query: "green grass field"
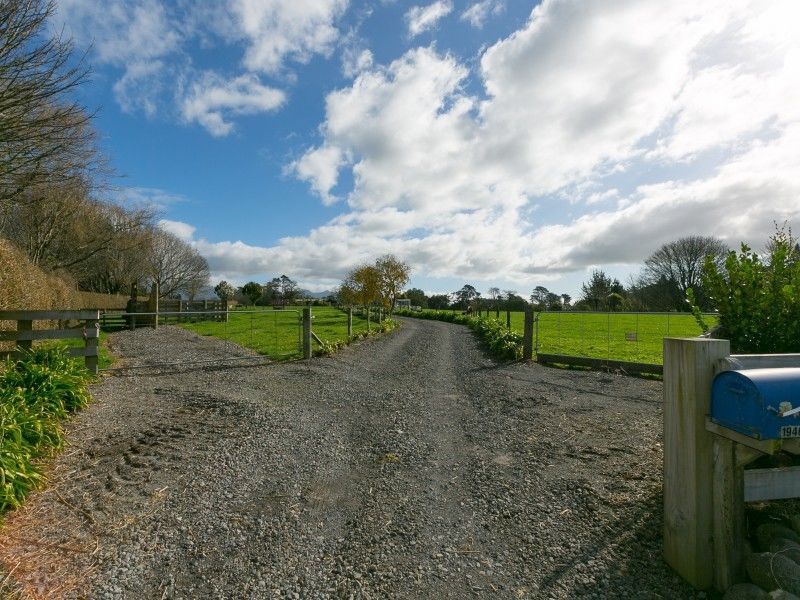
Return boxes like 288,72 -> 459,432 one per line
179,305 -> 377,357
409,309 -> 715,365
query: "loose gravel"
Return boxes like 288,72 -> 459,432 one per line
0,318 -> 704,598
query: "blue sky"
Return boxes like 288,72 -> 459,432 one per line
55,0 -> 800,298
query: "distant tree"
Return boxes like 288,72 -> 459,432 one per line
560,293 -> 572,309
644,235 -> 727,310
214,280 -> 236,303
147,228 -> 209,299
487,287 -> 501,309
375,254 -> 411,310
240,281 -> 263,306
427,294 -> 450,310
340,264 -> 380,307
545,292 -> 561,310
404,287 -> 428,308
580,270 -> 623,311
607,292 -> 624,311
262,274 -> 298,304
503,291 -> 528,311
452,284 -> 479,310
530,286 -> 550,310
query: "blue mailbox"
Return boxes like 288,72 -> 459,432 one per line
710,368 -> 800,440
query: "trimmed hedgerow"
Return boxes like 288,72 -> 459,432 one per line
0,346 -> 92,512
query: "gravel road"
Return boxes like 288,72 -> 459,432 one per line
0,317 -> 702,599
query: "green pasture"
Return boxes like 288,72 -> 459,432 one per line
410,309 -> 716,365
515,311 -> 714,364
179,305 -> 375,357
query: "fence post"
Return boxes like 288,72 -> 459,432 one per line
84,313 -> 100,375
348,307 -> 353,337
663,337 -> 730,590
17,319 -> 32,354
506,310 -> 511,329
302,307 -> 312,359
522,306 -> 534,360
367,305 -> 371,332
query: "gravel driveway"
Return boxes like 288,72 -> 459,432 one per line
0,317 -> 701,599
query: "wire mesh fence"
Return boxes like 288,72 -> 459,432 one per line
532,311 -> 716,365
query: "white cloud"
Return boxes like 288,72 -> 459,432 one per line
233,0 -> 349,74
461,0 -> 504,28
276,0 -> 800,287
118,187 -> 187,210
405,1 -> 453,37
158,219 -> 196,242
342,48 -> 374,78
54,1 -> 348,132
180,73 -> 286,136
290,145 -> 346,205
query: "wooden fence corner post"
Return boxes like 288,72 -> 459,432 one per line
302,307 -> 312,359
522,306 -> 534,360
663,337 -> 730,590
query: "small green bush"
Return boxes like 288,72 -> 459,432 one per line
0,346 -> 92,511
694,227 -> 800,353
395,309 -> 523,360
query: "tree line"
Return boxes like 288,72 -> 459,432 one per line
397,233 -> 793,315
0,0 -> 210,302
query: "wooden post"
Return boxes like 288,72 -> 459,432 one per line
522,306 -> 534,360
367,306 -> 371,332
506,310 -> 511,329
84,315 -> 100,375
17,319 -> 32,354
302,307 -> 312,359
712,438 -> 761,591
663,337 -> 730,590
347,307 -> 353,337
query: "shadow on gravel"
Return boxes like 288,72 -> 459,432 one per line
537,488 -> 704,599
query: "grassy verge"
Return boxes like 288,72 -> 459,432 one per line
180,305 -> 397,358
0,347 -> 92,512
397,309 -> 716,365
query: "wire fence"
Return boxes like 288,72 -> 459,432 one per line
532,311 -> 716,365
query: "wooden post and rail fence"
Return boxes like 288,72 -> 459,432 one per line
0,310 -> 101,374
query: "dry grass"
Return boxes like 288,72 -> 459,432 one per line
0,462 -> 99,600
0,239 -> 127,352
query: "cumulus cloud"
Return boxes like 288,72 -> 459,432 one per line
180,73 -> 286,136
341,48 -> 374,78
275,0 -> 800,286
53,0 -> 348,132
460,0 -> 504,28
234,0 -> 349,74
158,219 -> 196,242
405,1 -> 453,37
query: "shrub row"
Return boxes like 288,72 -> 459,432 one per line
0,346 -> 92,512
315,318 -> 400,356
394,309 -> 523,360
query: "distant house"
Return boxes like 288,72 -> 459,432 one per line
395,299 -> 411,309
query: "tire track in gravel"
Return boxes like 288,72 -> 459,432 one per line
0,320 -> 701,599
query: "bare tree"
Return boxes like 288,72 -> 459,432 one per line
0,0 -> 95,205
5,177 -> 153,287
147,229 -> 210,298
644,236 -> 727,309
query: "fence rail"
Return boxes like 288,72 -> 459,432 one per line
0,310 -> 100,373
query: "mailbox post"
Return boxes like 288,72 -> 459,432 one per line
663,337 -> 730,590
